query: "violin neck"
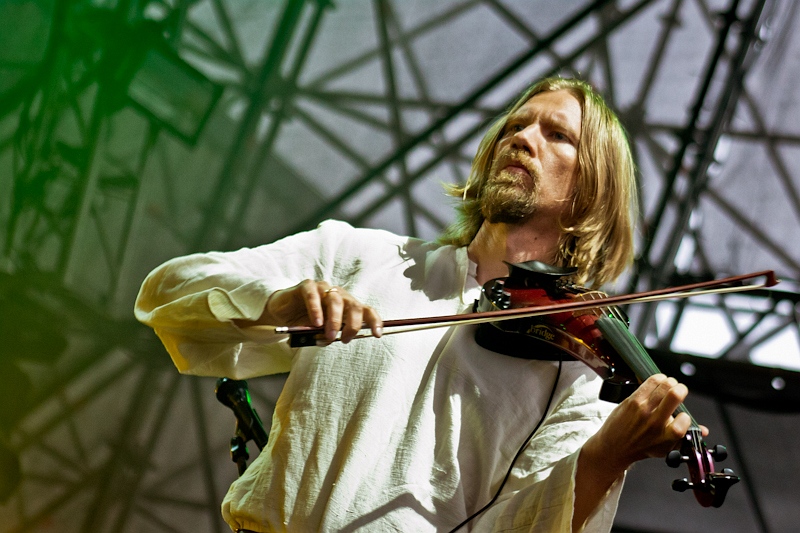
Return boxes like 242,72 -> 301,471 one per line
595,316 -> 699,428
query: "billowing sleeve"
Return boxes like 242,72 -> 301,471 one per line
473,368 -> 624,532
134,220 -> 355,379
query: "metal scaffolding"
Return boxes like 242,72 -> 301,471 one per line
1,1 -> 798,532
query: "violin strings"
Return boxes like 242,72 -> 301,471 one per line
554,294 -> 707,473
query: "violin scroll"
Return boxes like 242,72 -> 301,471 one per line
666,429 -> 740,507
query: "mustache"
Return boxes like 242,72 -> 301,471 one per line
492,148 -> 538,179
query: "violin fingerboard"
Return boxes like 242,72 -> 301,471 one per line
596,316 -> 696,423
595,316 -> 659,379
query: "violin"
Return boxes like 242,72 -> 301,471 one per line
473,260 -> 741,507
267,264 -> 778,507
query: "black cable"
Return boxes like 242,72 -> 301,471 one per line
448,359 -> 563,532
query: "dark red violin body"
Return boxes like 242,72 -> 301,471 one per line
473,260 -> 639,403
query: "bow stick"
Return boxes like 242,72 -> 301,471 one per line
243,270 -> 778,346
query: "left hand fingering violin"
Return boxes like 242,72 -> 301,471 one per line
273,264 -> 778,507
597,316 -> 740,507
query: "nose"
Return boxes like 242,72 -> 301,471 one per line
509,124 -> 541,157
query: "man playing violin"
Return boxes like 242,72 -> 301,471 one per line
136,77 -> 701,532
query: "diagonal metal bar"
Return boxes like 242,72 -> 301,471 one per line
632,0 -> 685,108
740,91 -> 800,223
58,87 -> 108,281
375,0 -> 417,235
79,364 -> 159,532
716,401 -> 772,533
297,89 -> 394,130
726,129 -> 800,145
704,187 -> 800,275
189,378 -> 224,533
722,312 -> 793,362
306,0 -> 483,89
0,0 -> 68,120
288,101 -> 402,203
133,504 -> 187,533
107,125 -> 161,306
298,87 -> 494,115
192,0 -> 308,251
211,0 -> 249,71
8,462 -> 106,533
383,1 -> 467,192
632,0 -> 766,290
138,436 -> 233,498
482,0 -> 569,68
219,1 -> 329,250
291,104 -> 375,171
593,4 -> 618,104
182,19 -> 249,74
110,373 -> 187,532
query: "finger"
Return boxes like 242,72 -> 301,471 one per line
668,412 -> 693,441
301,280 -> 325,327
648,375 -> 680,404
321,286 -> 344,341
627,374 -> 668,414
652,381 -> 689,425
635,373 -> 668,399
340,298 -> 364,343
364,306 -> 383,338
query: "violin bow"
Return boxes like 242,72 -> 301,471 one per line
246,270 -> 778,346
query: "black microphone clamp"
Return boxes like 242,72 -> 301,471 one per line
215,378 -> 269,451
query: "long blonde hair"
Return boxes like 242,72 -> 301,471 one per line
439,77 -> 637,287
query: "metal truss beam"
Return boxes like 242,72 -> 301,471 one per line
632,0 -> 770,294
190,0 -> 321,251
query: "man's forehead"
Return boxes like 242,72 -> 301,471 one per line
513,90 -> 582,124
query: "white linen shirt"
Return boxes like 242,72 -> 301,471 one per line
134,220 -> 623,532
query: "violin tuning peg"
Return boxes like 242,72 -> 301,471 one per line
488,282 -> 511,310
498,294 -> 511,309
666,450 -> 685,468
710,444 -> 728,462
489,280 -> 504,295
672,478 -> 692,492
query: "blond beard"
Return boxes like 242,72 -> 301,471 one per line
480,167 -> 539,224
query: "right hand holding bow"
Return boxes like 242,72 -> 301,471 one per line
236,279 -> 383,343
